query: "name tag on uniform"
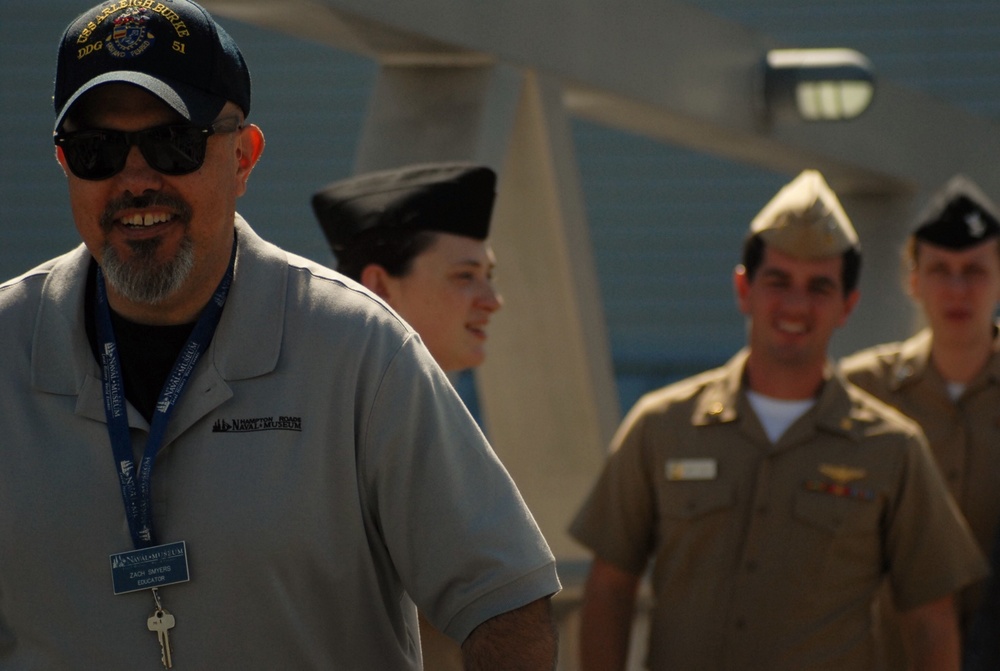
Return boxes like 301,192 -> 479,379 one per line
110,541 -> 190,595
665,458 -> 717,481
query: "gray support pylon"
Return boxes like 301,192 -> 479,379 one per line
353,62 -> 619,561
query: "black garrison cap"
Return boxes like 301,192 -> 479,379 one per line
312,163 -> 497,253
913,175 -> 1000,249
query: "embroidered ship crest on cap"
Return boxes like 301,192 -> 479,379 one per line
106,8 -> 155,59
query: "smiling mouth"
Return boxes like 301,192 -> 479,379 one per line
119,212 -> 174,228
467,324 -> 489,338
102,193 -> 191,233
777,320 -> 807,335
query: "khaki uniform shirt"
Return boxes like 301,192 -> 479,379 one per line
571,350 -> 986,671
842,327 -> 1000,629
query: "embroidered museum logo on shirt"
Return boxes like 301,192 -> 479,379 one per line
212,416 -> 302,433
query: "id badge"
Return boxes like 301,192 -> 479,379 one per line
665,458 -> 718,481
110,541 -> 190,595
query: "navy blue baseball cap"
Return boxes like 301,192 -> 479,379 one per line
54,0 -> 251,131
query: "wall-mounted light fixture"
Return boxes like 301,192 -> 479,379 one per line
764,48 -> 875,122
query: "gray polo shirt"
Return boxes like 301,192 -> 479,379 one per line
0,216 -> 558,669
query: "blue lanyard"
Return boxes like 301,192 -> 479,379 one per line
95,238 -> 236,549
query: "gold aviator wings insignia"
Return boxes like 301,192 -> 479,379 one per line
819,463 -> 867,484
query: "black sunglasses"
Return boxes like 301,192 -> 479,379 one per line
54,117 -> 243,181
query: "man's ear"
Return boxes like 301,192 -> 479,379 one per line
733,264 -> 752,315
55,145 -> 70,178
907,267 -> 919,299
235,123 -> 265,196
359,264 -> 394,302
838,289 -> 861,327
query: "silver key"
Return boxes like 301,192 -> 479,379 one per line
147,608 -> 175,669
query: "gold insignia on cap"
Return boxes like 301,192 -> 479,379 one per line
912,174 -> 1000,249
819,463 -> 867,484
708,401 -> 725,416
749,170 -> 859,258
966,211 -> 987,238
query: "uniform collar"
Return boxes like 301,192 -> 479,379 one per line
981,324 -> 1000,385
888,325 -> 1000,391
692,348 -> 866,442
885,328 -> 933,391
691,349 -> 746,427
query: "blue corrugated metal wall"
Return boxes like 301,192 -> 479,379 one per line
693,1 -> 1000,118
596,0 -> 1000,408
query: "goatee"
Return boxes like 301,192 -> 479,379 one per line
101,235 -> 195,305
99,193 -> 194,305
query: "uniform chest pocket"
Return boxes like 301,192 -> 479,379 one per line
660,482 -> 737,521
792,489 -> 880,536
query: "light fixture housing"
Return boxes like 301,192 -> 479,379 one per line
764,48 -> 875,122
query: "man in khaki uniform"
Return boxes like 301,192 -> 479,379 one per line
840,175 -> 1000,667
570,170 -> 987,671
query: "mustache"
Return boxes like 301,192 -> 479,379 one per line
100,193 -> 192,231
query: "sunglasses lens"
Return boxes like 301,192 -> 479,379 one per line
61,130 -> 129,181
56,120 -> 231,180
140,126 -> 208,175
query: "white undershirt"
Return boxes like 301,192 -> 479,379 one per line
946,381 -> 965,402
746,390 -> 816,444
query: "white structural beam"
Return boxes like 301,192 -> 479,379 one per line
276,51 -> 620,560
206,0 -> 1000,195
480,69 -> 620,559
354,64 -> 521,172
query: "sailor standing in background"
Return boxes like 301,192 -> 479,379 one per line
842,175 -> 1000,669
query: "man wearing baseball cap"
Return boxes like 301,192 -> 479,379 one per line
0,1 -> 559,668
570,170 -> 986,670
842,175 -> 1000,669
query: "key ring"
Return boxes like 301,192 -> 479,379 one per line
151,586 -> 164,612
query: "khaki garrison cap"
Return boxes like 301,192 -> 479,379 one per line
749,170 -> 860,258
912,174 -> 1000,250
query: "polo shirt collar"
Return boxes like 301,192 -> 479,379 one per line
32,215 -> 284,398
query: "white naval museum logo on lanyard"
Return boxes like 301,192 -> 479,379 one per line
98,238 -> 237,668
